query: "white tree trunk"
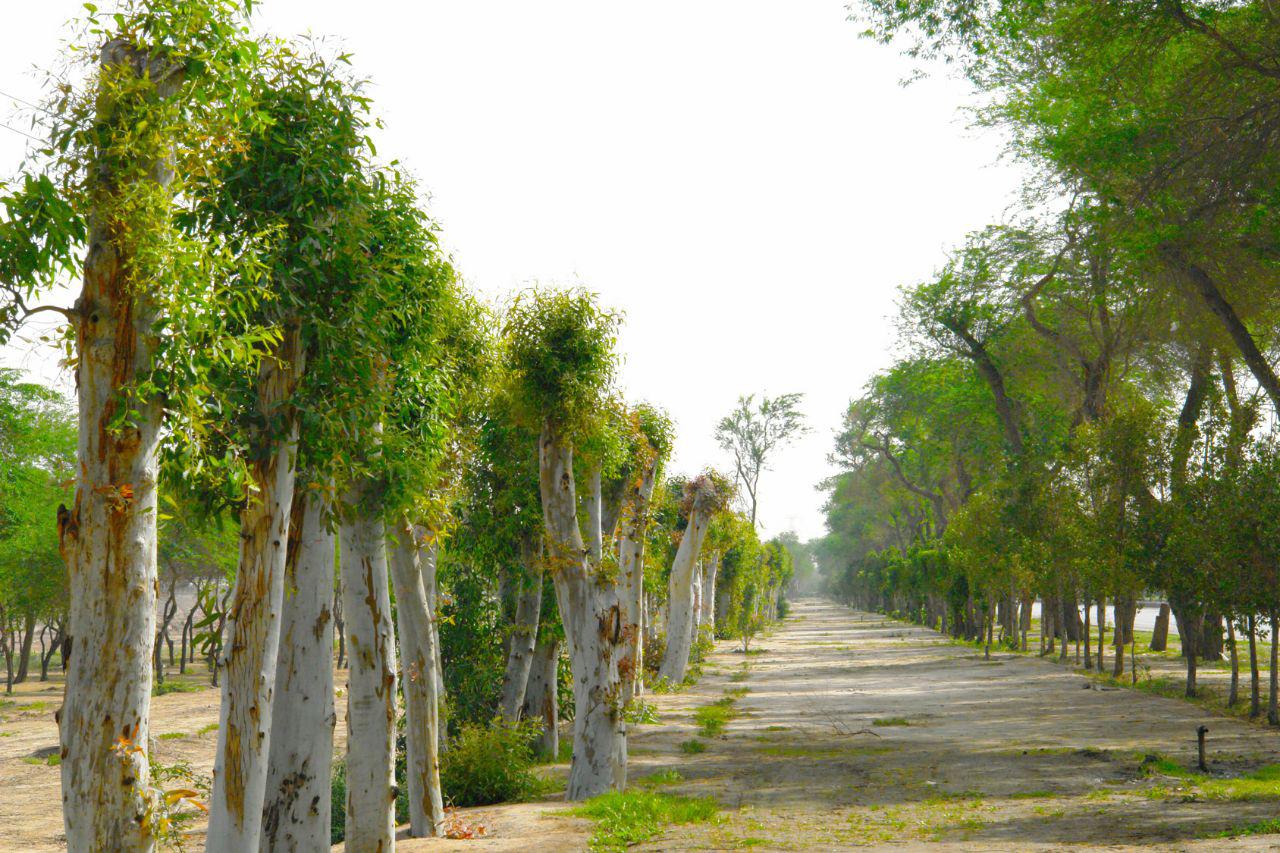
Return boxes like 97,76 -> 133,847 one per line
499,536 -> 542,721
701,552 -> 719,631
539,423 -> 626,799
58,39 -> 177,852
619,460 -> 658,705
340,498 -> 398,851
208,333 -> 304,852
260,490 -> 335,851
586,466 -> 604,563
521,636 -> 560,760
691,561 -> 704,633
658,508 -> 712,685
389,524 -> 445,838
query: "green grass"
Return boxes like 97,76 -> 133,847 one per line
197,722 -> 219,736
1140,755 -> 1280,802
1217,817 -> 1280,837
679,739 -> 707,755
873,716 -> 910,727
569,789 -> 718,852
152,680 -> 202,697
22,754 -> 60,767
157,731 -> 187,740
635,769 -> 683,787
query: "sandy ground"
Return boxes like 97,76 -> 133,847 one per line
10,600 -> 1280,850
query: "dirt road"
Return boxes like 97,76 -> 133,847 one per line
11,599 -> 1280,850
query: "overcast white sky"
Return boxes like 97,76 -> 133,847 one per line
0,1 -> 1024,540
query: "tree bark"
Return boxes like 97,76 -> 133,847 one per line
658,507 -> 714,685
1228,616 -> 1239,707
701,552 -> 720,632
57,38 -> 184,850
538,422 -> 627,799
499,535 -> 542,722
1150,603 -> 1171,652
208,329 -> 304,851
522,637 -> 560,761
340,496 -> 398,849
618,456 -> 659,705
389,524 -> 445,838
260,490 -> 336,852
1249,614 -> 1261,718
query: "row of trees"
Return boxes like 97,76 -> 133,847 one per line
820,0 -> 1280,716
0,2 -> 795,849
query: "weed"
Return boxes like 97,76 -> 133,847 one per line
679,739 -> 707,755
569,789 -> 718,852
635,769 -> 683,787
152,681 -> 201,697
157,732 -> 187,740
872,717 -> 910,727
623,699 -> 660,725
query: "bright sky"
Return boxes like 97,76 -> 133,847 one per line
0,1 -> 1025,541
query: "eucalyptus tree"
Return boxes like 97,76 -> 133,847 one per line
383,282 -> 490,840
191,42 -> 374,850
715,393 -> 807,526
320,169 -> 467,846
618,404 -> 674,703
0,1 -> 275,845
504,286 -> 632,799
658,471 -> 733,684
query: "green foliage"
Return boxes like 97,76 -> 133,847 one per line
678,739 -> 707,754
439,720 -> 549,807
502,286 -> 621,432
569,789 -> 718,852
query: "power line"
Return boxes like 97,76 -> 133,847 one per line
0,89 -> 54,117
0,121 -> 44,143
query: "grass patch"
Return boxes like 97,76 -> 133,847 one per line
635,769 -> 683,787
679,739 -> 707,755
693,688 -> 746,737
197,722 -> 219,736
22,754 -> 60,767
152,680 -> 202,697
1009,790 -> 1054,799
157,732 -> 187,740
1218,817 -> 1280,837
569,789 -> 718,852
762,725 -> 788,732
873,717 -> 910,727
1140,755 -> 1280,802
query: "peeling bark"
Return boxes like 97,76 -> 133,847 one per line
58,38 -> 179,853
538,422 -> 627,800
522,637 -> 560,760
208,327 -> 304,852
658,504 -> 714,685
389,524 -> 445,838
260,490 -> 336,852
618,458 -> 658,705
339,494 -> 398,850
499,534 -> 543,722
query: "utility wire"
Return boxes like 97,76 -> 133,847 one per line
0,89 -> 54,117
0,121 -> 44,143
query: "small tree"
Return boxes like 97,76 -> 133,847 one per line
715,393 -> 808,526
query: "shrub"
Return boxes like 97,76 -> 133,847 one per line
643,632 -> 667,680
679,738 -> 707,754
441,719 -> 548,806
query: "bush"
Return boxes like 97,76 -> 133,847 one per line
643,632 -> 667,680
441,719 -> 548,806
777,595 -> 790,619
330,762 -> 347,845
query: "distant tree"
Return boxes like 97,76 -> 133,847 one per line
715,393 -> 808,526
